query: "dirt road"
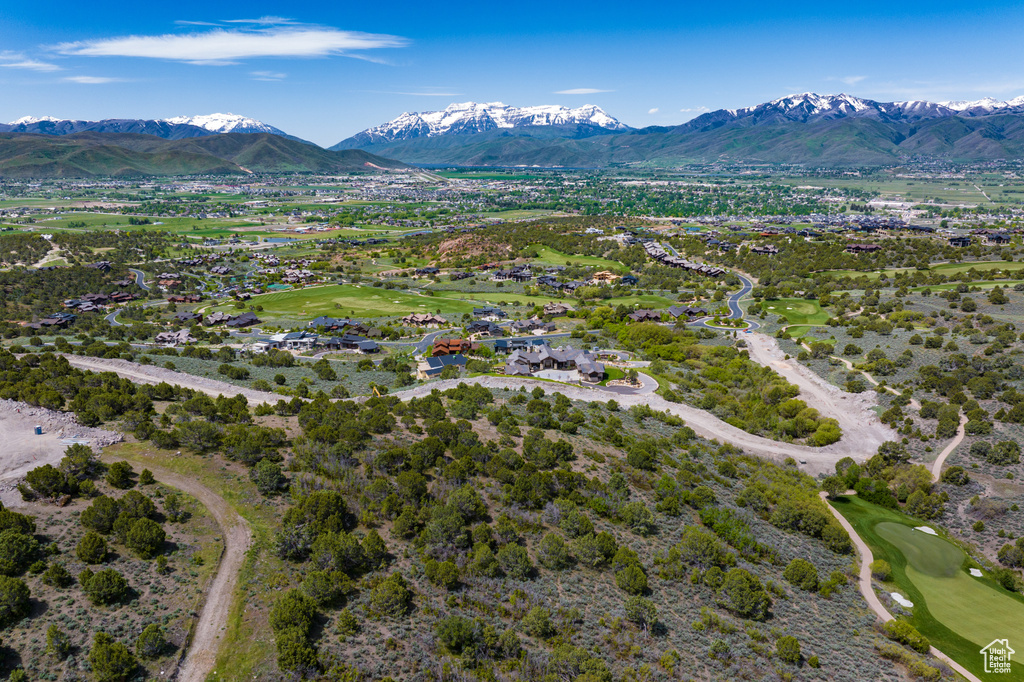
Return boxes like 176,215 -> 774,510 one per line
64,353 -> 884,475
820,492 -> 981,682
390,376 -> 885,475
62,355 -> 281,405
744,334 -> 898,452
930,414 -> 969,482
117,460 -> 252,682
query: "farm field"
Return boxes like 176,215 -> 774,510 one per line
762,298 -> 829,325
835,496 -> 1024,680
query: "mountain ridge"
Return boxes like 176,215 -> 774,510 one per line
0,132 -> 409,178
0,113 -> 311,145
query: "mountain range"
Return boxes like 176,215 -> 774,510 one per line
7,92 -> 1024,173
0,132 -> 408,178
0,113 -> 309,144
335,93 -> 1024,167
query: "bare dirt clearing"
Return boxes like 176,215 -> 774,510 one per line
0,399 -> 121,506
744,333 -> 898,454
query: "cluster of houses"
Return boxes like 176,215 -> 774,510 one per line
642,241 -> 727,277
401,313 -> 447,327
203,311 -> 261,328
64,291 -> 136,312
167,294 -> 203,304
626,305 -> 708,323
250,331 -> 379,354
26,311 -> 76,330
307,317 -> 384,338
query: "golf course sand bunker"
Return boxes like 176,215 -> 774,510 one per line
969,568 -> 983,577
877,522 -> 1024,657
913,525 -> 937,536
891,593 -> 914,608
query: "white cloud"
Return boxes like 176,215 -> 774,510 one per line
55,26 -> 408,65
251,70 -> 286,81
63,76 -> 123,84
223,16 -> 296,26
680,106 -> 710,113
648,108 -> 659,114
554,88 -> 613,95
375,91 -> 462,96
829,75 -> 867,86
0,52 -> 61,72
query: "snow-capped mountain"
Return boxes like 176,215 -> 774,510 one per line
160,113 -> 288,136
0,113 -> 307,143
940,95 -> 1024,114
334,102 -> 629,149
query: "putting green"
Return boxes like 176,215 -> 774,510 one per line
762,298 -> 829,325
875,523 -> 963,578
837,497 -> 1024,679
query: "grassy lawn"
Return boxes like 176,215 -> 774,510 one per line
209,284 -> 482,320
528,244 -> 627,271
834,496 -> 1024,680
762,298 -> 830,325
911,279 -> 1024,292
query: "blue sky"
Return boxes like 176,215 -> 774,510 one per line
1,1 -> 1023,146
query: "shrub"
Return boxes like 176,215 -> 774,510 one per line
136,623 -> 168,659
126,518 -> 166,559
522,606 -> 554,638
0,529 -> 39,575
81,496 -> 121,534
718,568 -> 771,620
46,624 -> 72,659
424,559 -> 459,590
939,466 -> 969,485
496,543 -> 533,579
0,575 -> 30,628
870,559 -> 892,581
436,615 -> 476,654
88,632 -> 138,682
83,568 -> 129,605
783,558 -> 818,591
368,573 -> 412,617
776,635 -> 801,663
105,461 -> 135,489
883,619 -> 930,653
138,469 -> 155,486
251,458 -> 288,495
538,533 -> 571,570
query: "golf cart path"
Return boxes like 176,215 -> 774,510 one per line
820,492 -> 981,682
930,414 -> 969,482
127,461 -> 252,682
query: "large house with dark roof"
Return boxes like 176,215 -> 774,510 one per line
504,344 -> 605,383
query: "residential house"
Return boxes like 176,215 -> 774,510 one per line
417,354 -> 467,380
402,313 -> 448,327
175,311 -> 203,324
270,331 -> 319,351
667,305 -> 708,319
155,329 -> 197,346
504,344 -> 605,383
466,320 -> 504,336
225,312 -> 261,328
473,306 -> 507,320
509,317 -> 555,334
543,302 -> 574,317
845,243 -> 882,254
948,236 -> 972,248
628,309 -> 663,323
432,338 -> 477,356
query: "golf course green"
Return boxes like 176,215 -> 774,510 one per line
763,298 -> 829,326
836,497 -> 1024,680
